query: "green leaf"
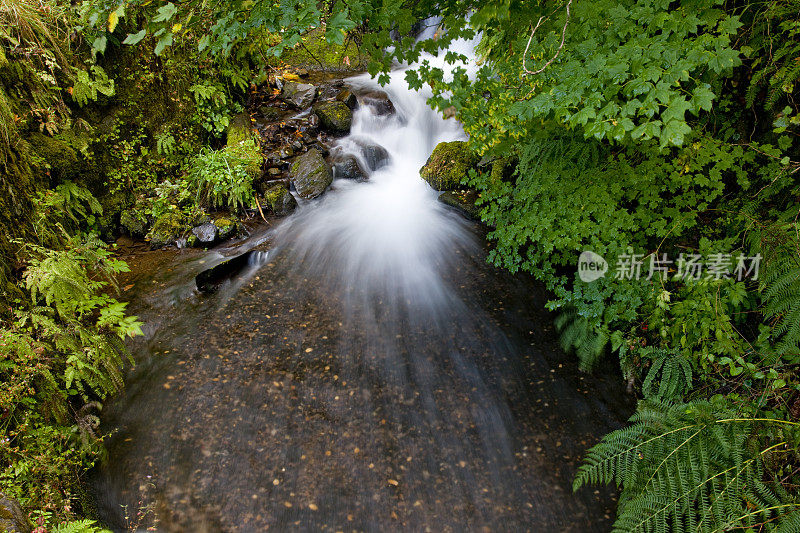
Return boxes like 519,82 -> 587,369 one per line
154,33 -> 173,55
691,86 -> 715,114
92,34 -> 107,55
152,2 -> 178,22
122,29 -> 146,45
661,120 -> 692,147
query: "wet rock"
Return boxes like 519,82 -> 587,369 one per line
214,216 -> 238,241
196,251 -> 262,293
0,493 -> 31,533
290,149 -> 333,199
333,154 -> 368,181
360,90 -> 395,115
147,211 -> 186,249
355,141 -> 390,171
191,223 -> 219,247
312,101 -> 352,134
266,146 -> 295,165
258,105 -> 284,122
438,190 -> 481,221
281,82 -> 317,109
264,184 -> 297,216
120,210 -> 149,238
308,113 -> 320,132
226,112 -> 254,145
419,141 -> 479,191
308,142 -> 330,157
336,88 -> 358,110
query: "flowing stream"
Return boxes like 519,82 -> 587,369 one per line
91,35 -> 630,532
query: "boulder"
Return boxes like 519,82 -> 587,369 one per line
264,184 -> 297,216
120,210 -> 150,238
333,154 -> 368,181
0,493 -> 31,533
226,112 -> 254,146
313,101 -> 352,134
214,216 -> 238,241
281,82 -> 316,109
196,251 -> 260,293
438,190 -> 481,221
419,141 -> 479,191
336,88 -> 358,110
354,141 -> 390,171
191,222 -> 219,246
290,149 -> 333,199
147,211 -> 186,249
360,90 -> 395,115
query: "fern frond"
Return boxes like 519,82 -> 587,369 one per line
575,400 -> 799,533
554,307 -> 608,371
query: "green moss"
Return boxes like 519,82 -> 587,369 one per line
147,211 -> 186,249
313,101 -> 352,133
278,28 -> 368,72
226,112 -> 254,146
214,216 -> 238,240
27,131 -> 80,181
419,141 -> 479,191
263,183 -> 297,215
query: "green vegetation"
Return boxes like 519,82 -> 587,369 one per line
186,139 -> 262,214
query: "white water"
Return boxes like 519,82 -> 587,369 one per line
273,34 -> 482,309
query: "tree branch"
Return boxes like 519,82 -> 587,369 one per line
522,0 -> 572,76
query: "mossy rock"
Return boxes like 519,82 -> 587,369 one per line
438,190 -> 481,221
419,141 -> 479,191
277,28 -> 368,72
0,493 -> 31,533
147,211 -> 187,249
281,82 -> 317,109
27,131 -> 80,181
214,216 -> 238,241
313,101 -> 352,134
264,184 -> 297,216
227,112 -> 254,146
120,210 -> 150,238
290,150 -> 333,199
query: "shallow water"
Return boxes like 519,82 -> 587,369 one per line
90,36 -> 631,532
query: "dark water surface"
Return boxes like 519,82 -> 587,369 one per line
91,223 -> 630,532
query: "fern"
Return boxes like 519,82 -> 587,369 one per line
554,307 -> 609,371
640,348 -> 693,402
71,65 -> 115,107
575,400 -> 800,533
754,224 -> 800,363
52,519 -> 111,533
